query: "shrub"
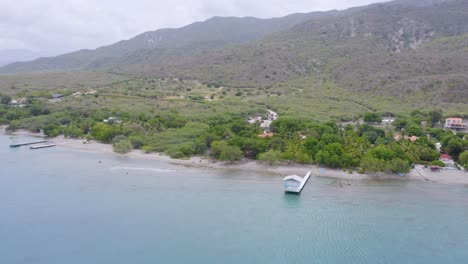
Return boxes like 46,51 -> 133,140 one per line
360,156 -> 389,173
294,151 -> 313,164
459,151 -> 468,166
142,145 -> 155,153
363,112 -> 381,123
62,125 -> 84,138
219,145 -> 243,162
91,123 -> 120,142
258,150 -> 283,165
430,160 -> 445,167
113,139 -> 133,154
390,158 -> 410,173
112,135 -> 128,144
129,135 -> 145,149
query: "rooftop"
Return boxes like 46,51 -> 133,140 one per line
440,154 -> 453,160
283,175 -> 303,182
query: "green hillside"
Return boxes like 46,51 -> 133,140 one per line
0,0 -> 467,119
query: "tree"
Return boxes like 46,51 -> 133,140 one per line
362,131 -> 379,144
390,158 -> 410,173
394,118 -> 409,130
459,151 -> 468,167
360,156 -> 388,173
1,94 -> 11,105
43,124 -> 61,137
91,123 -> 120,142
428,110 -> 443,126
219,145 -> 243,162
316,143 -> 345,168
363,112 -> 382,123
258,150 -> 283,165
210,140 -> 228,159
406,125 -> 422,137
29,102 -> 45,116
271,117 -> 304,134
447,138 -> 464,159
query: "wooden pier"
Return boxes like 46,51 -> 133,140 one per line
283,171 -> 312,194
9,141 -> 49,148
30,144 -> 56,150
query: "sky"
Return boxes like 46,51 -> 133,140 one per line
1,0 -> 389,58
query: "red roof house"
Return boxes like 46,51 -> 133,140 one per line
258,132 -> 274,138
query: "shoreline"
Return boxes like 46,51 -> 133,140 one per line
2,126 -> 468,185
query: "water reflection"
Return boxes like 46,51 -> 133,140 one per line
283,192 -> 302,207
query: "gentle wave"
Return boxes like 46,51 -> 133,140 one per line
111,166 -> 176,173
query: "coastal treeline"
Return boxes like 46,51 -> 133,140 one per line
1,97 -> 467,173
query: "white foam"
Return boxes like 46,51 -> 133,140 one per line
111,166 -> 176,173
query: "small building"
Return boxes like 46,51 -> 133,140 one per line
439,154 -> 455,167
283,172 -> 312,193
435,142 -> 441,152
283,175 -> 303,193
382,118 -> 395,123
51,94 -> 64,99
394,134 -> 418,142
444,118 -> 466,132
9,99 -> 18,106
258,132 -> 274,139
103,117 -> 122,124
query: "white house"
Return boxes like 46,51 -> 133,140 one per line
283,175 -> 303,192
445,118 -> 466,132
103,117 -> 122,124
439,154 -> 455,167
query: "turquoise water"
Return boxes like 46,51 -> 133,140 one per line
1,134 -> 468,264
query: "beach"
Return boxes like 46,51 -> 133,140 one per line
2,125 -> 467,185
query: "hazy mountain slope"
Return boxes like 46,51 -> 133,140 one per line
0,49 -> 48,67
109,0 -> 467,103
0,11 -> 336,74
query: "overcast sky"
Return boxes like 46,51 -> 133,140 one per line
1,0 -> 389,57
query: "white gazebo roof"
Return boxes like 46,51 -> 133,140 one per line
283,175 -> 303,182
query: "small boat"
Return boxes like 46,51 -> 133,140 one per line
283,171 -> 311,194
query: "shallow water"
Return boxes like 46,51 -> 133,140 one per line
1,134 -> 468,263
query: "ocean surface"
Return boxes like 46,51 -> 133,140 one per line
1,134 -> 468,264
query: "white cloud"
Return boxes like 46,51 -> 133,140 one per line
0,0 -> 389,56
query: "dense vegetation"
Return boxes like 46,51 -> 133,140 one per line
1,91 -> 466,174
1,0 -> 467,176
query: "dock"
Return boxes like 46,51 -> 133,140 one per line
10,140 -> 49,148
283,171 -> 312,194
30,144 -> 56,150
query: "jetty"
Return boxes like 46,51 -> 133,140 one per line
9,140 -> 49,148
30,144 -> 56,150
283,171 -> 312,194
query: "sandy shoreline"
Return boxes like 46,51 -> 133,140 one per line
2,125 -> 468,185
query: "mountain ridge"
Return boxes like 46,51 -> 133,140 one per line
0,10 -> 338,73
0,0 -> 467,107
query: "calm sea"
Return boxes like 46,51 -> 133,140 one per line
1,134 -> 468,264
